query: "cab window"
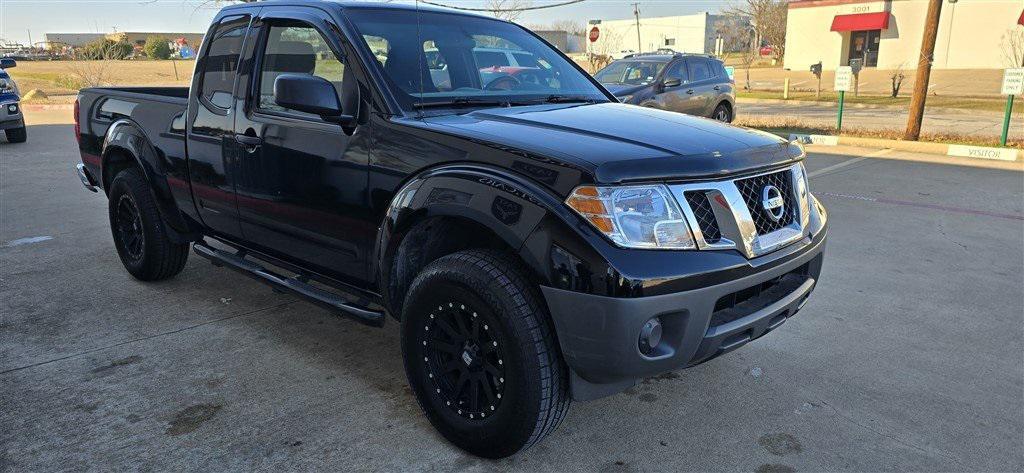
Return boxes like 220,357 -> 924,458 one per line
200,15 -> 250,110
256,22 -> 345,118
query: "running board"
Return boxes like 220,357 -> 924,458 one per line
193,243 -> 385,327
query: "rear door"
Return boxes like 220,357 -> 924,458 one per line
683,57 -> 717,117
232,7 -> 374,284
186,13 -> 255,239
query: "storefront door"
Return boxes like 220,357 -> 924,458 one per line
848,30 -> 880,67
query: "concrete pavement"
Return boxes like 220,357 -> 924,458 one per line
2,120 -> 1022,471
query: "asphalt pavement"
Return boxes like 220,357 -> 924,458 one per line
2,119 -> 1022,472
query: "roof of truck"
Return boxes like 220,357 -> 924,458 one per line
222,0 -> 491,19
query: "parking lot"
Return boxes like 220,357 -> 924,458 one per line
2,115 -> 1022,472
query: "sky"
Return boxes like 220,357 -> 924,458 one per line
0,0 -> 731,46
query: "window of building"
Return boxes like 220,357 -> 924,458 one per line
665,38 -> 676,46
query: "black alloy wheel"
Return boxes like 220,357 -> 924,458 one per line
421,300 -> 505,420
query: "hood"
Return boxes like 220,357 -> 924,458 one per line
602,83 -> 647,96
418,102 -> 802,184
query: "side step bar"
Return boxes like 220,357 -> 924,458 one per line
193,242 -> 385,327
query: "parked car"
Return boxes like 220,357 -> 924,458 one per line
0,58 -> 26,143
595,53 -> 736,122
74,0 -> 826,459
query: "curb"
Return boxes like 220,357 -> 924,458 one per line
22,103 -> 74,112
790,133 -> 1022,164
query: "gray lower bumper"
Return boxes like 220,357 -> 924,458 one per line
541,230 -> 826,401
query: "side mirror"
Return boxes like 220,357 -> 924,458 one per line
662,77 -> 682,88
0,58 -> 16,69
274,73 -> 354,126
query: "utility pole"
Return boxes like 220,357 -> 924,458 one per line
632,2 -> 642,53
903,0 -> 943,141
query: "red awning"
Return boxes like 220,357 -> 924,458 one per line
830,12 -> 891,32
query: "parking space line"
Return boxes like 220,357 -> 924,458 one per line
808,149 -> 892,178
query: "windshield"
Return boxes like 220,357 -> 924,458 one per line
345,9 -> 609,111
594,61 -> 667,86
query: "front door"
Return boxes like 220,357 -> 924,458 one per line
848,30 -> 880,67
233,12 -> 373,284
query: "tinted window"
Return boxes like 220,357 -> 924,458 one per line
346,9 -> 607,110
474,50 -> 510,68
201,15 -> 249,110
664,61 -> 688,83
257,22 -> 345,117
687,58 -> 712,82
594,60 -> 666,86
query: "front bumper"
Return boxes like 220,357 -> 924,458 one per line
0,100 -> 23,130
541,227 -> 826,401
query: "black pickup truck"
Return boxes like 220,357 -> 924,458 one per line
75,0 -> 827,458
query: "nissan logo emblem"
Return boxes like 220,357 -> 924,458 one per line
761,185 -> 786,222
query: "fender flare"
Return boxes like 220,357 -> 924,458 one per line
373,164 -> 573,307
101,119 -> 195,238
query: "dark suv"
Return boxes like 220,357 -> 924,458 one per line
595,53 -> 735,122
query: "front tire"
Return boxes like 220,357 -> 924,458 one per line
5,125 -> 26,143
401,250 -> 570,458
108,168 -> 189,281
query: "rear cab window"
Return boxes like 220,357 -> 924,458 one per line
200,15 -> 250,110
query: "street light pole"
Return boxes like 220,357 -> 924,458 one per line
633,3 -> 642,53
903,0 -> 943,141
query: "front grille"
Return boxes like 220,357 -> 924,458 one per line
736,170 -> 797,235
683,191 -> 721,244
709,262 -> 810,328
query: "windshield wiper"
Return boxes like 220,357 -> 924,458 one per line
412,97 -> 510,109
536,95 -> 601,104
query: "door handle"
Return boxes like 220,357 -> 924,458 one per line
234,133 -> 262,150
713,85 -> 721,91
686,89 -> 694,95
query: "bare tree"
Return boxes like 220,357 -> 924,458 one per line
726,0 -> 787,62
717,17 -> 755,90
587,27 -> 623,73
550,19 -> 586,36
889,63 -> 906,98
486,0 -> 533,22
1001,28 -> 1024,68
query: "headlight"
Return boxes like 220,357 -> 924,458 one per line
619,95 -> 634,103
566,185 -> 695,249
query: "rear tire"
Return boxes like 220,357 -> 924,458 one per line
5,125 -> 26,143
712,102 -> 732,122
401,249 -> 570,458
108,168 -> 189,281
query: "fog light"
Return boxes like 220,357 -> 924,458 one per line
638,317 -> 663,355
7,104 -> 17,114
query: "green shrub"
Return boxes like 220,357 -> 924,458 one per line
143,36 -> 172,60
80,38 -> 133,60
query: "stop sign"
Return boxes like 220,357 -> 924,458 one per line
589,27 -> 600,43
